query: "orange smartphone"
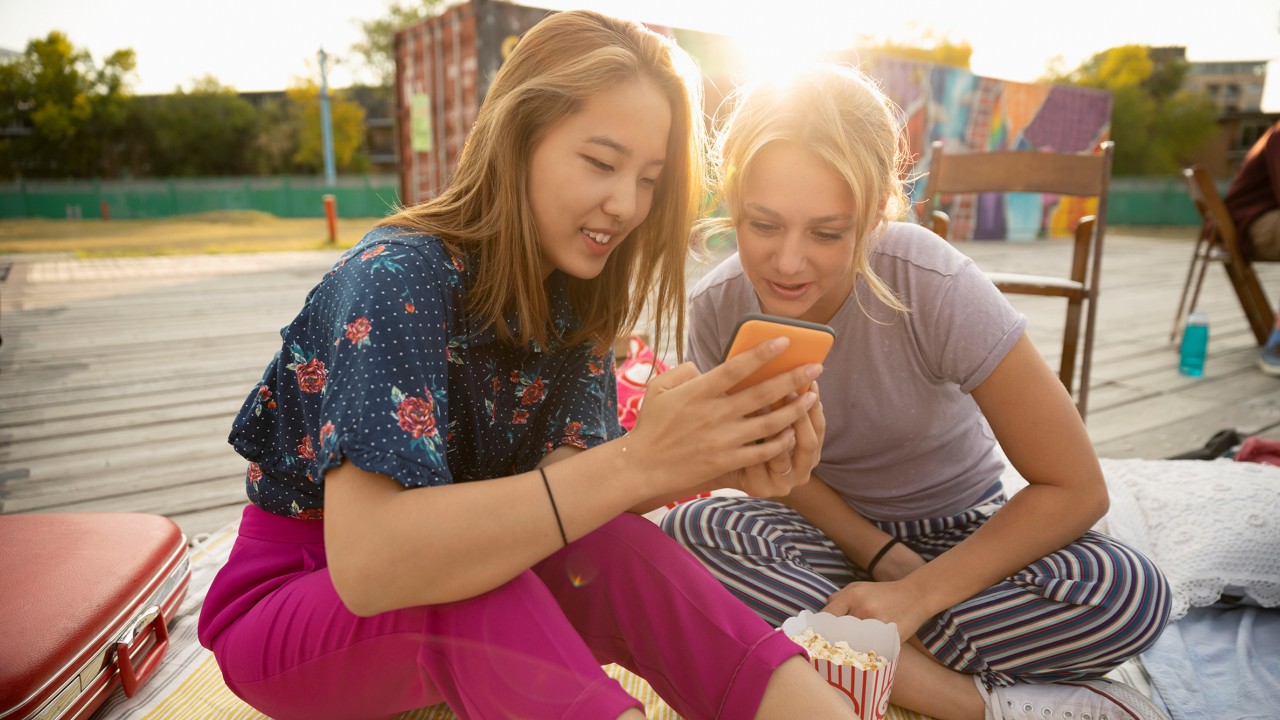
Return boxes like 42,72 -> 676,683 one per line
722,313 -> 835,396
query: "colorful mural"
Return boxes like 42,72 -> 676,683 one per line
868,56 -> 1113,241
396,2 -> 1112,241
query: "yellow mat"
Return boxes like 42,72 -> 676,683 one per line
94,522 -> 930,720
141,655 -> 929,720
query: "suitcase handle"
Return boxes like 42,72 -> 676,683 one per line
116,605 -> 170,697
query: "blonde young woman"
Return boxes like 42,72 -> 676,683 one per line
198,12 -> 854,720
662,65 -> 1173,720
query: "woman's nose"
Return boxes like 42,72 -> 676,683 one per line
602,182 -> 637,224
774,234 -> 807,275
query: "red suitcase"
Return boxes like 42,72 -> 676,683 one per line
0,513 -> 191,720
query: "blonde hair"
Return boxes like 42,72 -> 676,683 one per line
382,10 -> 707,352
702,64 -> 910,314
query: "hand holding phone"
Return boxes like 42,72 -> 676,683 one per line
722,313 -> 835,396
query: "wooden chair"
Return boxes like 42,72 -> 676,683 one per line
1170,165 -> 1274,345
920,139 -> 1114,420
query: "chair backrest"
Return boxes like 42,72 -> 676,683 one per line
920,140 -> 1115,420
1181,164 -> 1275,343
1182,165 -> 1244,265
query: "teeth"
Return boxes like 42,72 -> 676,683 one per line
584,230 -> 612,244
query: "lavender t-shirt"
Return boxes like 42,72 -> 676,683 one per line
687,222 -> 1026,521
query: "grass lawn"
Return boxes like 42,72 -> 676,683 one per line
0,211 -> 377,257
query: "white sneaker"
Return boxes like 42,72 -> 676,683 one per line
977,675 -> 1169,720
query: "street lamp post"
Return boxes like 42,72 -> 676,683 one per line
318,47 -> 336,188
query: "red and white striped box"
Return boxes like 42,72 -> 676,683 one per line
780,610 -> 900,719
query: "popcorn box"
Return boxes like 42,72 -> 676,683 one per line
780,610 -> 901,720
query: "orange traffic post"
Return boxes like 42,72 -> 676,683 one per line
322,194 -> 338,244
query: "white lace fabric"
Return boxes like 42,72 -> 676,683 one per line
1003,457 -> 1280,622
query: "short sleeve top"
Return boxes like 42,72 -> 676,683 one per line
686,222 -> 1026,521
228,226 -> 624,519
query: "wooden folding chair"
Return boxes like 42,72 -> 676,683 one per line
1170,165 -> 1275,345
920,140 -> 1115,420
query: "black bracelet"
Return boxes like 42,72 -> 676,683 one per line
539,467 -> 569,547
865,537 -> 901,577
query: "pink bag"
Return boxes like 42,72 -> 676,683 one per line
615,337 -> 713,511
1234,435 -> 1280,466
615,335 -> 668,432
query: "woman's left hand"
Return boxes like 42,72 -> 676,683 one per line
736,382 -> 826,498
821,579 -> 934,642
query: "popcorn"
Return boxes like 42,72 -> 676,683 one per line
779,610 -> 901,720
788,626 -> 890,670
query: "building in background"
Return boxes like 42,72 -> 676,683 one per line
1185,57 -> 1279,177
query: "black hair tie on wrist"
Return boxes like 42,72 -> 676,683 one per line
539,466 -> 569,547
865,537 -> 901,577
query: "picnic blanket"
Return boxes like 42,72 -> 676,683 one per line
92,518 -> 933,720
96,452 -> 1280,720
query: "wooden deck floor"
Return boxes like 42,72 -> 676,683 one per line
3,228 -> 1279,539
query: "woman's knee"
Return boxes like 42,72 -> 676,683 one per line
659,496 -> 759,547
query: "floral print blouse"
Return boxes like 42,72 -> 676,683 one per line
229,226 -> 623,520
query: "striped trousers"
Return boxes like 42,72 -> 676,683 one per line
660,483 -> 1172,688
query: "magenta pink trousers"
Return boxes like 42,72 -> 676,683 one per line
198,505 -> 801,720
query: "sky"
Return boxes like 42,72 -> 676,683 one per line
2,0 -> 1279,108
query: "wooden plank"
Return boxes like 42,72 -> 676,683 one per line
3,232 -> 1280,536
2,454 -> 246,511
0,438 -> 238,486
2,412 -> 240,463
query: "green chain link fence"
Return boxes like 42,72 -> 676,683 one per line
0,174 -> 1212,226
0,174 -> 401,220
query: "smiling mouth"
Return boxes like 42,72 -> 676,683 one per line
583,229 -> 613,244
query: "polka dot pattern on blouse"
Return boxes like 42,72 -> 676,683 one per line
229,226 -> 624,520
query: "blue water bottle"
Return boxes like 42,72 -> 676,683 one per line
1179,311 -> 1209,377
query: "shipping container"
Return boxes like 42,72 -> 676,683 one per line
394,0 -> 551,205
394,0 -> 745,205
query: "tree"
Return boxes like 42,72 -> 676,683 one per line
251,95 -> 300,174
0,31 -> 135,178
1048,45 -> 1218,176
287,81 -> 371,173
350,0 -> 446,87
133,76 -> 260,176
859,35 -> 972,69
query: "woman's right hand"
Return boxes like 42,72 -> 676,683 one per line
627,336 -> 822,498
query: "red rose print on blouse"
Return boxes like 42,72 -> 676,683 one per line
344,316 -> 372,347
252,384 -> 273,417
297,435 -> 315,460
587,346 -> 610,376
286,343 -> 327,394
511,370 -> 546,406
397,395 -> 437,439
318,421 -> 338,458
295,358 -> 327,393
247,462 -> 263,489
391,386 -> 446,463
291,501 -> 324,520
561,420 -> 586,449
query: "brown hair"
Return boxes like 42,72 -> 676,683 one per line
381,10 -> 707,352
